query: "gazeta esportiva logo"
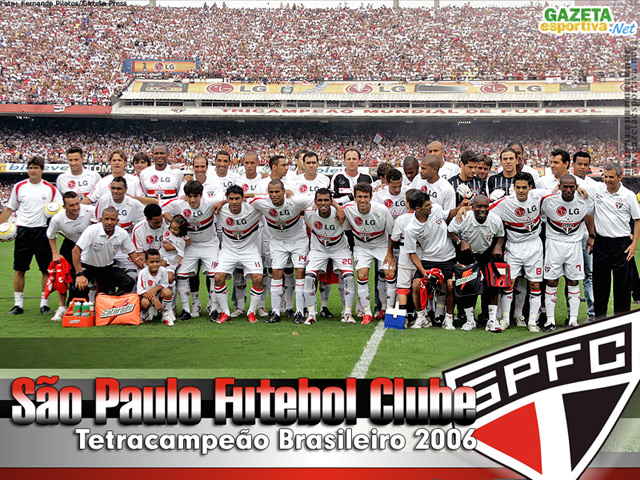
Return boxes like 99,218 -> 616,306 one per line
539,6 -> 637,36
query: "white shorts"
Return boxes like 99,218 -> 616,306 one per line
216,248 -> 263,275
397,266 -> 417,290
178,241 -> 219,278
354,245 -> 393,272
544,240 -> 584,281
505,238 -> 543,282
306,248 -> 354,274
270,238 -> 309,269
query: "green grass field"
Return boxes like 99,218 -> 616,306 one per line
0,240 -> 637,380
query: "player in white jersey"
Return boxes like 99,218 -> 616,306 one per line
213,185 -> 265,324
541,175 -> 595,330
162,180 -> 223,322
490,171 -> 549,332
373,168 -> 408,220
249,179 -> 316,324
290,152 -> 331,199
448,195 -> 505,331
343,182 -> 396,325
304,188 -> 356,324
137,249 -> 175,326
83,149 -> 146,204
0,156 -> 62,315
56,146 -> 101,200
91,177 -> 145,231
131,204 -> 166,255
404,191 -> 457,330
139,144 -> 184,201
427,141 -> 460,181
46,191 -> 94,321
391,189 -> 420,322
410,155 -> 456,211
159,215 -> 187,284
208,150 -> 241,191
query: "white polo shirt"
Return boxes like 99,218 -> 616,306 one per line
448,210 -> 505,254
588,182 -> 640,238
87,173 -> 143,203
76,223 -> 135,267
56,169 -> 101,200
46,204 -> 94,242
7,179 -> 61,228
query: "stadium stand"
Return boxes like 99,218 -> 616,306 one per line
0,2 -> 637,105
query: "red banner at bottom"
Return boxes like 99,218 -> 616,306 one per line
2,468 -> 639,480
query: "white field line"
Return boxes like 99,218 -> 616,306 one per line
349,320 -> 386,378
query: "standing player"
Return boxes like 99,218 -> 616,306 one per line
507,142 -> 540,185
249,180 -> 315,324
490,172 -> 547,332
332,148 -> 373,205
572,151 -> 597,321
343,183 -> 396,324
209,150 -> 241,191
488,148 -> 518,196
239,151 -> 267,195
290,152 -> 331,199
56,147 -> 100,200
92,177 -> 145,232
404,191 -> 457,329
46,191 -> 94,321
537,149 -> 571,190
402,156 -> 420,185
427,141 -> 460,181
410,155 -> 456,212
373,168 -> 408,220
447,195 -> 505,331
541,175 -> 595,330
475,154 -> 493,181
448,150 -> 486,206
139,144 -> 184,201
213,185 -> 265,324
589,163 -> 640,319
84,149 -> 147,204
162,181 -> 222,321
391,189 -> 419,321
304,188 -> 356,324
0,156 -> 62,315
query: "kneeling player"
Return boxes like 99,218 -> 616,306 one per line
541,174 -> 595,330
138,248 -> 175,325
343,183 -> 396,325
214,186 -> 265,324
304,188 -> 355,324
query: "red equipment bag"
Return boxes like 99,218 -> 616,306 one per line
484,260 -> 512,289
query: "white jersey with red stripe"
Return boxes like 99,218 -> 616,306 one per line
305,206 -> 350,253
131,219 -> 167,253
92,194 -> 145,232
208,171 -> 241,191
162,197 -> 218,244
56,169 -> 101,200
404,204 -> 456,262
290,173 -> 331,199
410,176 -> 456,211
391,211 -> 419,268
249,196 -> 313,242
139,166 -> 184,200
137,266 -> 170,295
372,185 -> 408,220
216,202 -> 263,251
343,201 -> 393,249
490,189 -> 548,244
7,179 -> 61,228
239,174 -> 267,195
87,173 -> 143,203
541,192 -> 594,242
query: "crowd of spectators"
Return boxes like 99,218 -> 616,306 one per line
0,117 -> 623,169
0,2 -> 636,105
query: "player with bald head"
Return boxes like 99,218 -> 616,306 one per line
428,141 -> 460,181
448,194 -> 505,331
410,155 -> 456,212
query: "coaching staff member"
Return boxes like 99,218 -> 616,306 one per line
590,163 -> 640,319
0,156 -> 61,315
73,207 -> 143,297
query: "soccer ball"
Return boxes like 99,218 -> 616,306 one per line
0,222 -> 17,242
45,202 -> 62,218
